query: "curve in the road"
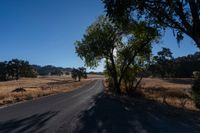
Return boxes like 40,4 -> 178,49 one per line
0,80 -> 104,133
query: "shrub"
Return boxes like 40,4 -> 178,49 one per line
12,87 -> 26,93
192,71 -> 200,108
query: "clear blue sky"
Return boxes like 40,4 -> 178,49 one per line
0,0 -> 199,72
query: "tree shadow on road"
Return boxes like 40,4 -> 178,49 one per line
0,111 -> 58,133
74,93 -> 200,133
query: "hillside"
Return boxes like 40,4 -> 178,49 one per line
32,65 -> 73,76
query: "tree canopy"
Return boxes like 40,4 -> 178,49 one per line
148,50 -> 200,78
0,59 -> 37,81
75,16 -> 159,94
103,0 -> 200,48
71,67 -> 87,81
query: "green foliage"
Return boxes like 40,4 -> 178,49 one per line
122,65 -> 139,93
151,47 -> 173,78
75,16 -> 159,94
192,71 -> 200,108
0,59 -> 38,81
148,52 -> 200,78
103,0 -> 200,48
24,68 -> 38,78
75,16 -> 120,68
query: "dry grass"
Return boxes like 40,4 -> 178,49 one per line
103,77 -> 197,110
139,78 -> 196,110
0,75 -> 100,106
140,78 -> 192,90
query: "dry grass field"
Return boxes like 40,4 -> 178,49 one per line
139,78 -> 196,110
103,77 -> 196,110
0,75 -> 103,106
1,75 -> 196,110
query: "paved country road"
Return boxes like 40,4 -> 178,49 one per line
1,79 -> 200,133
0,80 -> 103,133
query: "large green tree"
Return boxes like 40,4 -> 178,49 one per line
103,0 -> 200,48
75,16 -> 159,94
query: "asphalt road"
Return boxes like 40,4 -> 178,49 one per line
0,80 -> 103,133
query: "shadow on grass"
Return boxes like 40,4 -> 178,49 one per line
142,87 -> 169,93
164,78 -> 193,85
0,111 -> 58,133
75,93 -> 200,133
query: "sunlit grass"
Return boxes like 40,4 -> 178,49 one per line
0,75 -> 95,106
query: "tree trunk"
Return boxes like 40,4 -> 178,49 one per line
16,73 -> 19,80
193,35 -> 200,49
78,75 -> 81,82
133,77 -> 143,91
108,51 -> 121,94
111,72 -> 121,94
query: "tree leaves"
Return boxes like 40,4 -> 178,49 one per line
103,0 -> 200,48
75,16 -> 159,94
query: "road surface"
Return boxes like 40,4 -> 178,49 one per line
0,80 -> 103,133
1,79 -> 200,133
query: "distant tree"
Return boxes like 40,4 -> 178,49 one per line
0,59 -> 37,81
51,70 -> 63,76
25,68 -> 38,78
75,16 -> 159,94
78,67 -> 87,81
148,51 -> 200,78
71,68 -> 78,81
32,65 -> 72,76
173,52 -> 200,77
19,60 -> 37,78
103,0 -> 200,48
0,62 -> 8,81
65,71 -> 70,75
153,48 -> 173,78
7,59 -> 22,80
71,67 -> 87,81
